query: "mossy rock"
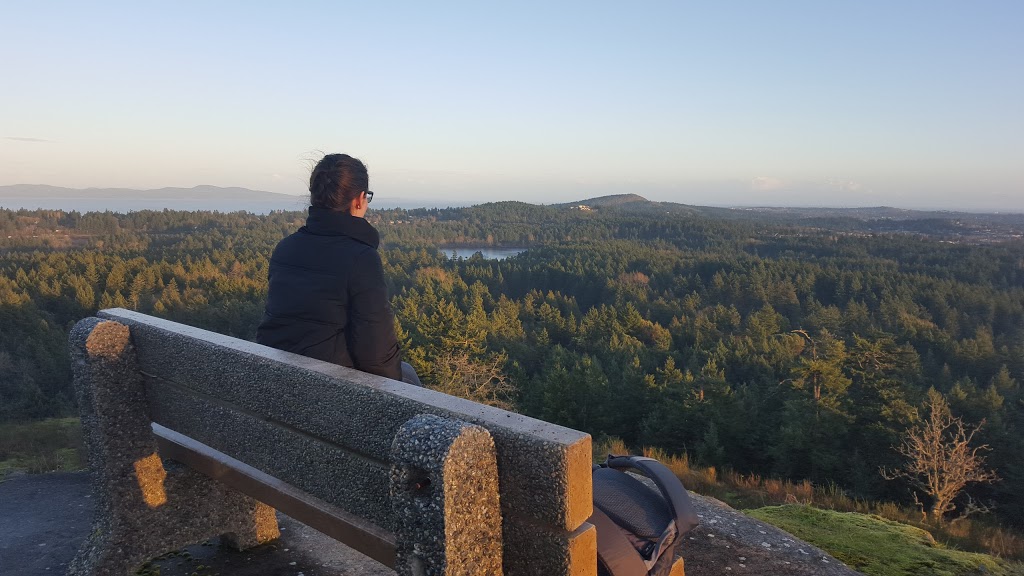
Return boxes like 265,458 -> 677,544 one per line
746,504 -> 1013,576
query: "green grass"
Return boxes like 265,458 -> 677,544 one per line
0,417 -> 85,479
747,504 -> 1023,576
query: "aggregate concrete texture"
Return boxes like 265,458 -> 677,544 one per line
146,379 -> 395,529
97,309 -> 595,574
98,308 -> 591,530
391,414 -> 502,576
67,317 -> 279,576
501,520 -> 597,576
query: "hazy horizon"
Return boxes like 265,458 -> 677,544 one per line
2,171 -> 1022,215
1,183 -> 1021,215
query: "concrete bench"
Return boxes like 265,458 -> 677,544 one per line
67,308 -> 598,576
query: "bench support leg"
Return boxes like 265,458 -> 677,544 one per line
68,318 -> 279,576
392,413 -> 503,576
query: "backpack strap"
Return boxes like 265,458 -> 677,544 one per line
589,506 -> 651,576
604,455 -> 700,535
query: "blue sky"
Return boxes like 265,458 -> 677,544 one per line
2,1 -> 1022,210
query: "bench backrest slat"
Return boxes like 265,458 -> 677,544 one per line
153,423 -> 398,567
145,375 -> 396,528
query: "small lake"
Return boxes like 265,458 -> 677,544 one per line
439,247 -> 527,260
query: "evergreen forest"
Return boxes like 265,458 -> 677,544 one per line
2,201 -> 1024,533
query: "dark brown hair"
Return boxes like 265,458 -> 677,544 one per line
309,153 -> 368,212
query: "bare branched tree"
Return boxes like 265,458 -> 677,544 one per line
949,494 -> 996,525
881,389 -> 998,522
429,350 -> 517,411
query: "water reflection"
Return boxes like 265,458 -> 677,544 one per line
439,247 -> 526,260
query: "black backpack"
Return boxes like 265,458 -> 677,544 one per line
589,455 -> 700,576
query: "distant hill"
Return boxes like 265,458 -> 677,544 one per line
560,193 -> 650,207
559,194 -> 701,215
554,194 -> 1024,240
563,193 -> 1023,221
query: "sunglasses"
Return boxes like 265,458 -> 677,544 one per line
364,190 -> 374,203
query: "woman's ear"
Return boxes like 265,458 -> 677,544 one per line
349,193 -> 368,217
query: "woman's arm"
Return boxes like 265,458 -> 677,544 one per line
347,248 -> 402,380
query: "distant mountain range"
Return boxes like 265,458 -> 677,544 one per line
0,184 -> 468,213
0,184 -> 308,214
0,184 -> 293,201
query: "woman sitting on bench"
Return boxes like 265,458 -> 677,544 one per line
257,153 -> 420,385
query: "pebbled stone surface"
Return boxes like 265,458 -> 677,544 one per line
681,493 -> 862,576
390,414 -> 502,576
98,308 -> 593,534
67,317 -> 279,575
95,309 -> 593,575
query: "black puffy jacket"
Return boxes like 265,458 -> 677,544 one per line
256,207 -> 402,380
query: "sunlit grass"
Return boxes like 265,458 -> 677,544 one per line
748,505 -> 1017,576
0,417 -> 84,479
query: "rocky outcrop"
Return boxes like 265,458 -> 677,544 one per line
682,493 -> 861,576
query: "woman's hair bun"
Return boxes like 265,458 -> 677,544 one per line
309,154 -> 368,212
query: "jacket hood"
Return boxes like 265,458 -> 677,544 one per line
303,206 -> 380,248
